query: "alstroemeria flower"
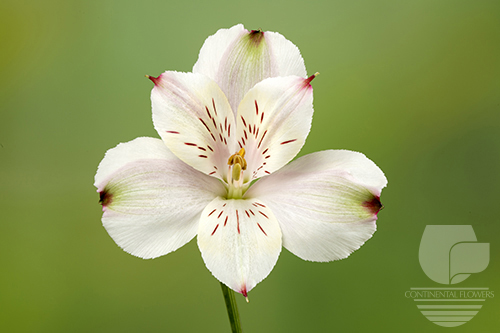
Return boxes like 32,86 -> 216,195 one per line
95,24 -> 387,297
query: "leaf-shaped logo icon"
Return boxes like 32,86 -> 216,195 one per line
419,225 -> 489,284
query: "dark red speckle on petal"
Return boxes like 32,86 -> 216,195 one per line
363,196 -> 383,215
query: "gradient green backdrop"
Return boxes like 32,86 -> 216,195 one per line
1,0 -> 499,332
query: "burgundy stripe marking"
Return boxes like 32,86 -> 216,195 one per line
211,224 -> 219,236
224,215 -> 228,226
257,223 -> 267,236
184,142 -> 197,146
207,145 -> 213,152
199,118 -> 210,132
209,171 -> 216,175
205,106 -> 212,119
217,211 -> 224,219
228,124 -> 231,137
199,155 -> 208,158
254,202 -> 266,208
260,112 -> 264,123
208,209 -> 216,216
245,210 -> 250,218
212,98 -> 217,116
240,116 -> 247,127
198,147 -> 206,151
262,148 -> 269,155
249,210 -> 255,216
258,130 -> 267,148
259,211 -> 269,219
236,210 -> 240,234
166,131 -> 180,134
255,100 -> 259,115
281,139 -> 297,145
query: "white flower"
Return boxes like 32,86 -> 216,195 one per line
95,24 -> 387,297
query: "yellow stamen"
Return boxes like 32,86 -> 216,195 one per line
227,148 -> 247,170
226,148 -> 248,199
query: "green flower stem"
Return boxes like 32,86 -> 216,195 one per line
220,282 -> 243,333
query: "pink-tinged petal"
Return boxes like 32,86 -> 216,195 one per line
264,30 -> 307,78
95,137 -> 225,259
245,150 -> 387,262
192,24 -> 247,85
151,71 -> 237,180
197,197 -> 282,296
236,75 -> 315,182
193,24 -> 306,114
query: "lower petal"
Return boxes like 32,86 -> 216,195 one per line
245,150 -> 387,262
95,137 -> 226,259
197,197 -> 282,296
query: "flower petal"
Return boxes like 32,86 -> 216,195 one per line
197,197 -> 282,296
193,24 -> 306,113
151,71 -> 237,180
245,150 -> 387,262
236,75 -> 315,182
95,137 -> 226,259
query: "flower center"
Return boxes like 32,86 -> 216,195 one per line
226,148 -> 247,199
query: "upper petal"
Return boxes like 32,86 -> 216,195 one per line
193,24 -> 306,113
95,137 -> 226,259
197,197 -> 282,296
245,150 -> 387,262
151,71 -> 237,181
235,75 -> 315,182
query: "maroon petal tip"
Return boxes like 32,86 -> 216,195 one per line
240,285 -> 248,298
304,72 -> 319,85
146,74 -> 161,85
363,196 -> 383,215
99,189 -> 113,208
247,29 -> 264,46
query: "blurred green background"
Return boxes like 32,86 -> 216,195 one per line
1,0 -> 499,332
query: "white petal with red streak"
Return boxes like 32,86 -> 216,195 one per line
197,197 -> 282,296
193,24 -> 306,113
235,76 -> 314,182
245,150 -> 387,262
151,71 -> 236,180
94,137 -> 226,259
